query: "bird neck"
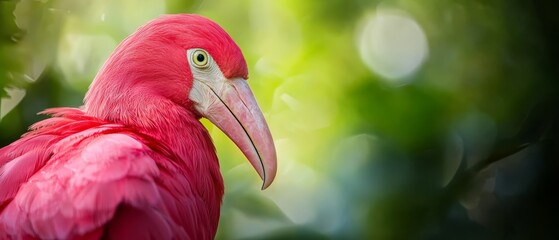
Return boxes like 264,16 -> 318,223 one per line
85,91 -> 224,217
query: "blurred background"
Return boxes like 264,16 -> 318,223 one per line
1,0 -> 558,239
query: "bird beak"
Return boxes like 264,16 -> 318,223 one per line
190,78 -> 277,189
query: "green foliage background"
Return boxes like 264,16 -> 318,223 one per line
1,0 -> 558,239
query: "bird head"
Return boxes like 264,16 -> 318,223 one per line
84,14 -> 276,189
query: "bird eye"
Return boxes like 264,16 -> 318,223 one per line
192,50 -> 209,68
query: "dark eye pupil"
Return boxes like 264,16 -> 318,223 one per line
196,54 -> 205,63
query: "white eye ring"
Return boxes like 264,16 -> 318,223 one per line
191,49 -> 209,68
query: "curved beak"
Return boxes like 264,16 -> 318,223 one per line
190,78 -> 277,189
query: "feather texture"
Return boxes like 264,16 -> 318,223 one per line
0,108 -> 223,239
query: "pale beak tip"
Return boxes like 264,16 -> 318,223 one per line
260,157 -> 277,190
261,176 -> 273,190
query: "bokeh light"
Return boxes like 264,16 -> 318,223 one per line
357,7 -> 428,84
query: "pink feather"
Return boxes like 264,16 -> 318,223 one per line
0,14 -> 256,239
0,107 -> 222,239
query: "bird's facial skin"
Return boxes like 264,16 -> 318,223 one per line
186,48 -> 277,189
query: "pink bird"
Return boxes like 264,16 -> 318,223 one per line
0,14 -> 276,239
